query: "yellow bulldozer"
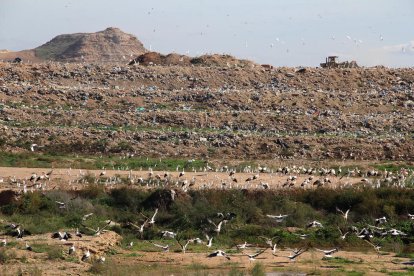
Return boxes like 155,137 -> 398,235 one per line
320,56 -> 358,68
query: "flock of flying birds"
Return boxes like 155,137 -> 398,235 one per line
1,164 -> 414,267
4,203 -> 412,265
0,212 -> 110,263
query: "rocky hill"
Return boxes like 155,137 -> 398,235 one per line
0,27 -> 147,63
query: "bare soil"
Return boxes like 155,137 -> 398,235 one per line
0,61 -> 413,162
0,230 -> 411,275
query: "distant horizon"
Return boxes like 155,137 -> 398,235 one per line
1,0 -> 413,68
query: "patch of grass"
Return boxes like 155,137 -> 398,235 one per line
125,252 -> 144,257
65,256 -> 79,263
323,257 -> 358,264
187,262 -> 209,271
250,262 -> 265,276
46,246 -> 64,260
0,248 -> 16,264
228,267 -> 246,276
89,261 -> 106,274
26,266 -> 42,276
345,270 -> 365,276
0,151 -> 207,171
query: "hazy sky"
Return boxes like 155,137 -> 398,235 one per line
1,0 -> 413,67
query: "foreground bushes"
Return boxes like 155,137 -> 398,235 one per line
1,186 -> 414,248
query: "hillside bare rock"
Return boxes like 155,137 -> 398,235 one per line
35,27 -> 146,62
0,27 -> 147,63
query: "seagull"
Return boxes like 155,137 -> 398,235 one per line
293,233 -> 309,240
177,239 -> 191,253
336,207 -> 351,221
161,230 -> 177,239
243,248 -> 268,261
15,226 -> 31,239
68,244 -> 75,255
81,249 -> 91,262
75,228 -> 83,238
208,219 -> 224,234
357,228 -> 373,241
150,242 -> 170,252
205,234 -> 213,248
287,248 -> 307,262
259,236 -> 279,248
271,243 -> 278,255
51,231 -> 72,241
30,144 -> 38,152
364,240 -> 381,257
375,216 -> 387,225
315,248 -> 339,258
207,250 -> 230,260
392,260 -> 414,265
148,209 -> 158,225
127,219 -> 148,238
236,241 -> 252,250
266,214 -> 289,223
82,213 -> 94,221
179,170 -> 185,177
82,220 -> 111,236
306,220 -> 323,228
55,201 -> 66,209
5,223 -> 19,230
337,227 -> 349,240
388,229 -> 407,237
97,256 -> 106,263
25,241 -> 32,251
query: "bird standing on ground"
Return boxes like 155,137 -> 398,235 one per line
81,249 -> 90,262
51,231 -> 72,241
68,244 -> 75,255
75,228 -> 82,238
25,241 -> 32,251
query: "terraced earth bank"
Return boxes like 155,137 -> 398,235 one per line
0,61 -> 413,162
